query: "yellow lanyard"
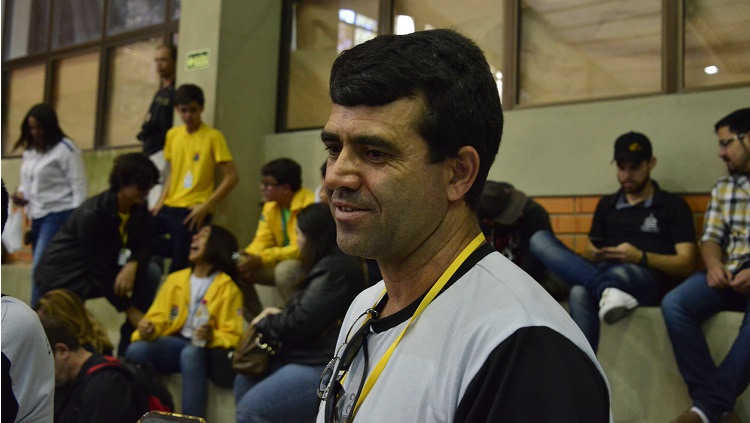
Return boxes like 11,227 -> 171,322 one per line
352,232 -> 485,417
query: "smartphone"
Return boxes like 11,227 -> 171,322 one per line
138,411 -> 206,423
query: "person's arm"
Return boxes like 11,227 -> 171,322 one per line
702,240 -> 731,289
151,160 -> 171,215
700,185 -> 731,289
207,279 -> 244,348
62,143 -> 88,207
256,255 -> 365,342
586,197 -> 609,262
454,327 -> 610,422
76,208 -> 121,297
601,241 -> 696,278
131,275 -> 178,342
183,160 -> 239,231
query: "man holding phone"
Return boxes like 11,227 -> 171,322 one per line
530,132 -> 697,351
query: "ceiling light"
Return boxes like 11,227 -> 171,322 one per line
704,66 -> 719,75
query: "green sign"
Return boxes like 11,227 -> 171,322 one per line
186,49 -> 210,71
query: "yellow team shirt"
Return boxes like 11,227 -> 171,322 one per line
163,123 -> 233,208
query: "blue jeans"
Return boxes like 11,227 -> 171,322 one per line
529,230 -> 661,350
125,336 -> 210,418
150,206 -> 210,274
30,209 -> 73,307
662,272 -> 750,423
234,361 -> 324,423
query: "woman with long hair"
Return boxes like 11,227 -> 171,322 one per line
125,224 -> 243,418
13,103 -> 87,306
234,203 -> 367,423
35,289 -> 113,356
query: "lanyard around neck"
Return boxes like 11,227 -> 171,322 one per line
352,232 -> 485,417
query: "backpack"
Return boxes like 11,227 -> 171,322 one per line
86,356 -> 174,413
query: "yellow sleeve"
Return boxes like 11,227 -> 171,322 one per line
131,271 -> 188,342
245,203 -> 276,257
211,129 -> 233,163
208,279 -> 244,348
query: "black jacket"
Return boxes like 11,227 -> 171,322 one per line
35,190 -> 151,311
256,249 -> 367,365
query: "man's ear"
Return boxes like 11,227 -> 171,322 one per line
53,343 -> 70,360
446,146 -> 480,202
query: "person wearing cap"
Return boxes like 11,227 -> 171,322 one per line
478,181 -> 555,291
530,131 -> 697,351
662,109 -> 750,423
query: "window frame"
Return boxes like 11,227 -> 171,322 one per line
275,0 -> 750,132
1,0 -> 180,157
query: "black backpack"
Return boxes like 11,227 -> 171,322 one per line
86,356 -> 174,413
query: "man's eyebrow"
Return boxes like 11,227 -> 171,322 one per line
320,130 -> 339,142
320,131 -> 394,150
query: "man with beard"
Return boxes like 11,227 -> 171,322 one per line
530,131 -> 697,351
663,108 -> 750,423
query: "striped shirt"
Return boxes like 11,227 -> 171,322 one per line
702,174 -> 750,273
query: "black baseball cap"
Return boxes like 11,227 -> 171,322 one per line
613,131 -> 652,163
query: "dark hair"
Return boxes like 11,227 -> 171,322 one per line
262,158 -> 302,191
174,84 -> 205,107
200,224 -> 241,284
296,203 -> 339,276
41,317 -> 82,351
715,108 -> 750,135
109,152 -> 159,192
329,29 -> 503,209
158,44 -> 177,61
14,103 -> 67,152
1,179 -> 7,233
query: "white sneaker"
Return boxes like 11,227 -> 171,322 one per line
598,287 -> 639,324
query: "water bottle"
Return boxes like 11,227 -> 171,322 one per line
191,299 -> 210,347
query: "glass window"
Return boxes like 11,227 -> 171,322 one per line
173,0 -> 182,20
393,0 -> 504,99
104,39 -> 164,148
107,0 -> 166,36
519,0 -> 661,106
51,0 -> 104,49
3,65 -> 46,156
4,0 -> 50,60
284,0 -> 379,130
684,0 -> 750,89
53,52 -> 101,150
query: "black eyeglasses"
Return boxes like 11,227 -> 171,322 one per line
719,132 -> 747,148
318,308 -> 378,423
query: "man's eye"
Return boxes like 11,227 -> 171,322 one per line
324,144 -> 342,157
366,150 -> 389,161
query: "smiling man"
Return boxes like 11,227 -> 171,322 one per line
316,29 -> 611,422
530,131 -> 697,351
35,152 -> 161,354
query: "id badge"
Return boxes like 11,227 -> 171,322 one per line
118,248 -> 132,266
183,170 -> 194,188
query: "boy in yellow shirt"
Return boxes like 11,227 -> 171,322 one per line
151,84 -> 239,273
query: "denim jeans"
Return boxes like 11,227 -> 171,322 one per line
234,361 -> 324,423
150,206 -> 211,274
30,209 -> 73,307
662,272 -> 750,423
529,230 -> 661,350
125,336 -> 210,418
